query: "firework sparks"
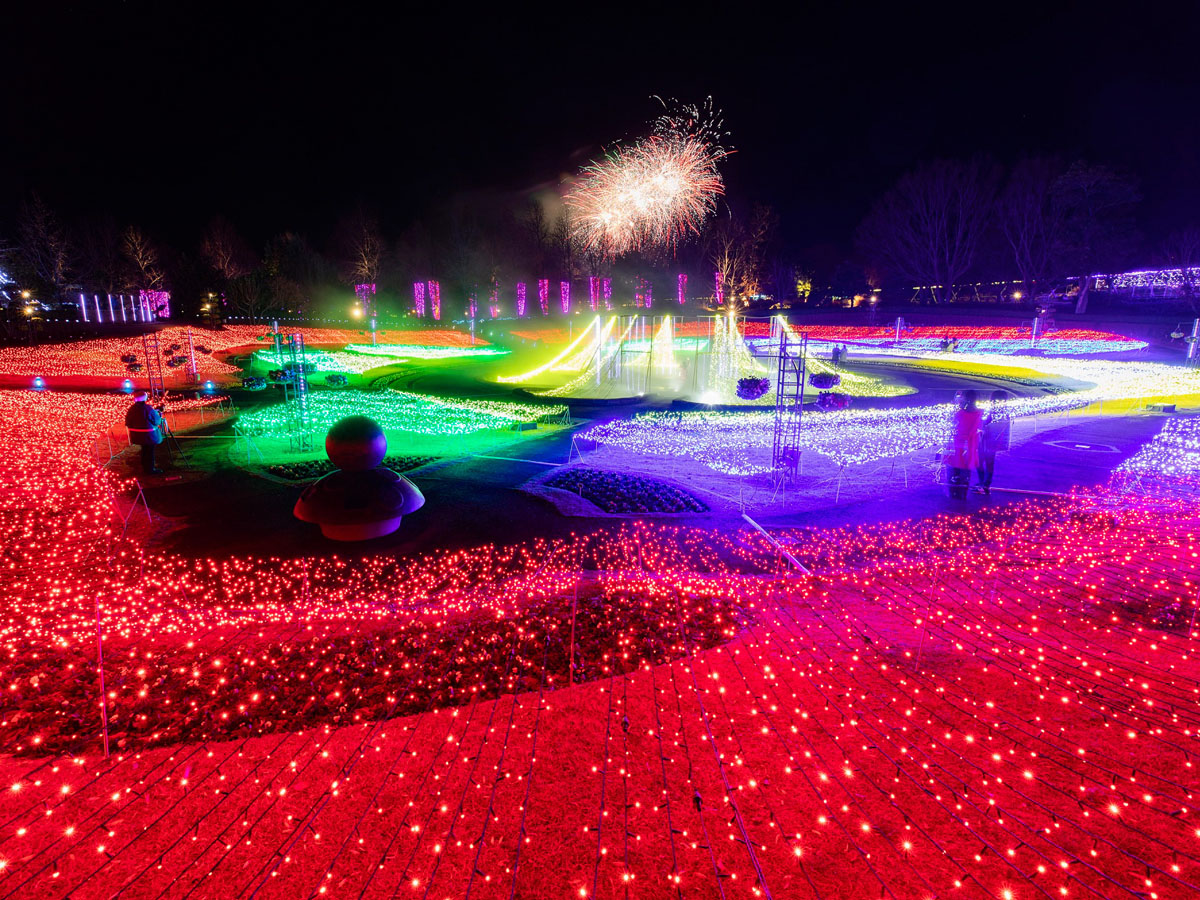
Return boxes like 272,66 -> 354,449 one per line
651,94 -> 732,157
566,134 -> 725,255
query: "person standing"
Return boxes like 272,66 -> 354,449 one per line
976,390 -> 1011,495
945,390 -> 982,499
125,391 -> 164,475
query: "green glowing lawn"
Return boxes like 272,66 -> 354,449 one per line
232,388 -> 569,464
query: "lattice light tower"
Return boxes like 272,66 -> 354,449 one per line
271,329 -> 312,453
771,325 -> 808,475
141,331 -> 167,398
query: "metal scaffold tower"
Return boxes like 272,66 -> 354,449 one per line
184,328 -> 199,385
274,331 -> 312,453
771,327 -> 808,476
141,331 -> 167,398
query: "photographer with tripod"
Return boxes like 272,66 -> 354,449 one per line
125,391 -> 165,475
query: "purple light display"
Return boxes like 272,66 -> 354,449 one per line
602,278 -> 612,309
560,281 -> 570,314
715,270 -> 724,305
677,273 -> 687,305
468,289 -> 478,319
140,289 -> 170,319
489,283 -> 500,318
634,277 -> 652,309
428,280 -> 441,321
516,282 -> 527,317
538,279 -> 549,315
413,281 -> 426,317
354,282 -> 377,318
78,292 -> 88,323
588,277 -> 599,311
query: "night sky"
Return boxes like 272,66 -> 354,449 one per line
5,2 -> 1200,255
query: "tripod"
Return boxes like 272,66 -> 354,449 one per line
154,407 -> 192,470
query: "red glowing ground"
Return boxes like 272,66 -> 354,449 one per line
0,387 -> 1198,899
0,326 -> 489,387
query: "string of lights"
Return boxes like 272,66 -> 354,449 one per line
1,381 -> 1200,897
583,356 -> 1200,472
235,389 -> 565,438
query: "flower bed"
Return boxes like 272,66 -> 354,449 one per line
545,468 -> 707,514
263,453 -> 436,481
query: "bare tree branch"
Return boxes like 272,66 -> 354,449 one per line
857,160 -> 995,303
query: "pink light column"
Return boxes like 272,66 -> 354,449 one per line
516,282 -> 527,316
140,289 -> 170,319
677,273 -> 687,305
588,277 -> 599,311
489,284 -> 499,318
602,278 -> 612,309
413,281 -> 426,317
428,280 -> 441,320
634,277 -> 651,309
715,270 -> 724,305
538,279 -> 549,315
354,283 -> 377,318
560,281 -> 570,314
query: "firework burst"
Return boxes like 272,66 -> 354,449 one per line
566,96 -> 731,256
567,134 -> 726,255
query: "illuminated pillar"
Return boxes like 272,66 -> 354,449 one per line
516,283 -> 526,316
94,294 -> 102,322
560,281 -> 570,314
354,283 -> 377,319
538,279 -> 549,315
79,292 -> 88,322
677,273 -> 687,305
428,280 -> 441,320
715,270 -> 724,306
413,281 -> 426,317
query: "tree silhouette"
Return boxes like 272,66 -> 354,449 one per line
1050,161 -> 1140,313
999,158 -> 1061,297
857,160 -> 996,303
18,193 -> 74,298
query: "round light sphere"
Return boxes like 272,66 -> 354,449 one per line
325,415 -> 386,471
